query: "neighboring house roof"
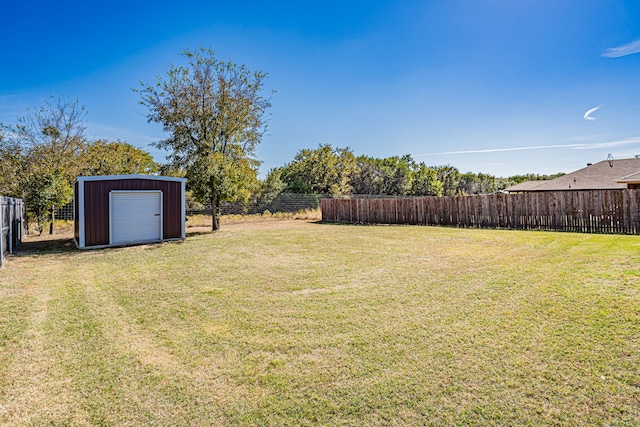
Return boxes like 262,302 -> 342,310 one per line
503,180 -> 549,192
504,158 -> 640,192
617,170 -> 640,184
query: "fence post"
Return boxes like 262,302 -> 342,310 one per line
0,199 -> 4,268
8,198 -> 12,254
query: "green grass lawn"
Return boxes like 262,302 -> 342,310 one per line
1,221 -> 639,426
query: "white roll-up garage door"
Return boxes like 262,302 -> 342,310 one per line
110,191 -> 162,246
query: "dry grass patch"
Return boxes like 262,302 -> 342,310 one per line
186,209 -> 321,228
1,221 -> 639,425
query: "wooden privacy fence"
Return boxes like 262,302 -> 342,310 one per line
1,196 -> 26,266
321,190 -> 640,234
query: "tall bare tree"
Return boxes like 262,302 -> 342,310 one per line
15,96 -> 87,234
137,47 -> 272,230
0,126 -> 26,197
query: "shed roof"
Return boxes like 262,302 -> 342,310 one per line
504,158 -> 640,192
76,174 -> 187,183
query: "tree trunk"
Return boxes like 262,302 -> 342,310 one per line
49,206 -> 55,235
211,176 -> 220,231
213,198 -> 220,231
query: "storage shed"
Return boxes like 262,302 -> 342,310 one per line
74,175 -> 187,249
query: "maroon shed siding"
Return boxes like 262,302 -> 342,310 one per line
82,178 -> 183,247
74,181 -> 80,241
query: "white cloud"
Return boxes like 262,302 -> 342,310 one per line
583,105 -> 601,121
602,39 -> 640,58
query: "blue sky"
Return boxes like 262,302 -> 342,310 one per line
2,0 -> 640,177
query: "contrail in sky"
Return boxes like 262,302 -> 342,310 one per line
418,144 -> 587,156
583,105 -> 601,121
417,138 -> 640,157
602,39 -> 640,58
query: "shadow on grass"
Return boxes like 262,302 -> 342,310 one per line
186,230 -> 215,238
313,220 -> 374,226
14,236 -> 78,256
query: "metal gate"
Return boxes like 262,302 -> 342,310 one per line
1,196 -> 26,267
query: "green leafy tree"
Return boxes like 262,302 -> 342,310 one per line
351,155 -> 442,196
281,144 -> 356,195
79,139 -> 158,176
350,156 -> 385,195
137,47 -> 272,230
261,167 -> 287,196
23,172 -> 73,235
507,172 -> 565,184
476,172 -> 498,194
455,172 -> 496,195
256,167 -> 287,206
433,165 -> 461,196
351,155 -> 407,195
378,155 -> 414,195
187,148 -> 260,210
411,163 -> 443,196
